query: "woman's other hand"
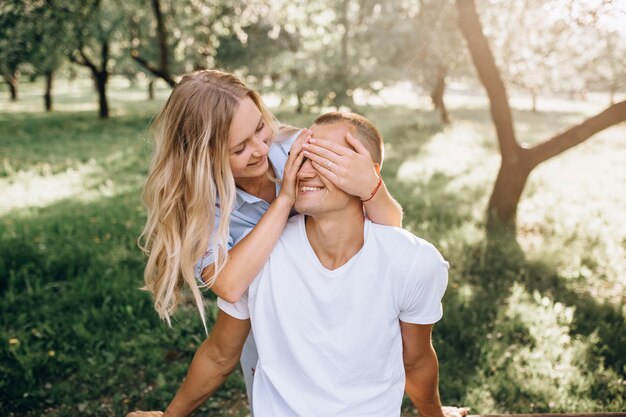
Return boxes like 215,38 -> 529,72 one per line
303,132 -> 379,200
278,128 -> 310,205
126,411 -> 164,417
442,406 -> 470,417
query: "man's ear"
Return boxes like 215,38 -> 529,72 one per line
374,163 -> 381,175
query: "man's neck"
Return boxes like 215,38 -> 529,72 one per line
305,204 -> 365,271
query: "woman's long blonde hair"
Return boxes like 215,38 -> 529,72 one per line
139,70 -> 276,332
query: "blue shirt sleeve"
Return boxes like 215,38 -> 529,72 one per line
194,206 -> 235,282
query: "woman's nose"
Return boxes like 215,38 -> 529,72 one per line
251,136 -> 270,157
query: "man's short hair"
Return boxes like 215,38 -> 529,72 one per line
313,112 -> 383,165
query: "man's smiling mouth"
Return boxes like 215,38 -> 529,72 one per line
300,186 -> 324,192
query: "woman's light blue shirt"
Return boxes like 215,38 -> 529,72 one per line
194,131 -> 300,280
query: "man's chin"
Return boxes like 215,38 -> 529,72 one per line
294,202 -> 315,216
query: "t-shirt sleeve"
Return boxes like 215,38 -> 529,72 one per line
194,206 -> 235,282
217,291 -> 250,320
399,242 -> 449,325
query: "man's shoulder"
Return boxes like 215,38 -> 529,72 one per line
368,222 -> 427,248
279,214 -> 304,242
367,222 -> 444,265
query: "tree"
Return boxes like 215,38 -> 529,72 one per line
217,0 -> 409,111
401,0 -> 466,123
24,1 -> 69,111
587,28 -> 626,105
127,0 -> 177,87
456,0 -> 626,238
475,0 -> 626,112
0,0 -> 29,101
62,0 -> 125,118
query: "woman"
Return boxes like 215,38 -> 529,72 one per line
139,69 -> 403,410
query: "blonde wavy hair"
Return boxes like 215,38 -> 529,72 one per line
139,70 -> 276,332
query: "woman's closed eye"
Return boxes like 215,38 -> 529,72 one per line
234,144 -> 246,155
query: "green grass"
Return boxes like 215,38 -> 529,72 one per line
1,78 -> 625,416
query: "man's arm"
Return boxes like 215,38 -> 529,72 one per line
127,311 -> 250,417
400,321 -> 444,417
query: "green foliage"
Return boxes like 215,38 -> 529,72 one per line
1,81 -> 625,415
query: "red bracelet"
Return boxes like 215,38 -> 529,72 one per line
361,175 -> 382,202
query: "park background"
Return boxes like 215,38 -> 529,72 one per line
1,0 -> 625,416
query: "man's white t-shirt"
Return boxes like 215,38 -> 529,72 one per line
218,215 -> 449,417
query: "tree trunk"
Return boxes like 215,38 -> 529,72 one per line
456,0 -> 626,241
6,71 -> 19,101
95,71 -> 109,119
296,91 -> 303,114
148,78 -> 155,100
334,0 -> 352,108
44,70 -> 54,112
531,92 -> 538,112
430,68 -> 450,124
486,152 -> 532,235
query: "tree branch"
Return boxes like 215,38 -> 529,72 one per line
131,53 -> 176,87
152,0 -> 169,72
78,48 -> 98,74
456,0 -> 520,161
528,99 -> 626,167
128,0 -> 176,87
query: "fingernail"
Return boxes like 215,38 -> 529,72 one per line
303,151 -> 310,156
309,138 -> 316,143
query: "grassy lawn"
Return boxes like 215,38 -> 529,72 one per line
1,78 -> 625,416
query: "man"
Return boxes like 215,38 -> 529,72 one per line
129,113 -> 463,417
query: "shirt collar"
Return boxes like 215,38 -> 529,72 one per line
216,146 -> 283,211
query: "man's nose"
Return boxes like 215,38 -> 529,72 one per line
297,158 -> 316,179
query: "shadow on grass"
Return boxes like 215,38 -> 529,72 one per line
450,234 -> 626,411
384,170 -> 625,411
0,191 -> 242,417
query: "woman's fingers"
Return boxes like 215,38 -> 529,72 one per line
288,129 -> 312,158
311,161 -> 341,184
287,150 -> 306,176
302,149 -> 341,174
345,132 -> 371,156
281,149 -> 306,203
302,142 -> 341,165
306,137 -> 352,157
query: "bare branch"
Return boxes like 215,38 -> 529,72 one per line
528,100 -> 626,167
79,48 -> 98,73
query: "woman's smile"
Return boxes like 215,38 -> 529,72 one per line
248,155 -> 268,167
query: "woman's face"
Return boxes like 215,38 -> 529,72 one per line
228,96 -> 272,180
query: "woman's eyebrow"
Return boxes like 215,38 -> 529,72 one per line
230,116 -> 263,151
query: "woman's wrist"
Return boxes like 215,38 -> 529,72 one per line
274,194 -> 295,212
361,175 -> 383,202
